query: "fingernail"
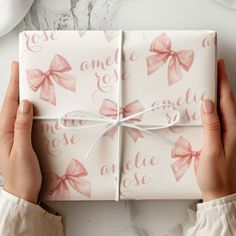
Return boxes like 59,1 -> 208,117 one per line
11,61 -> 17,72
221,59 -> 225,69
19,100 -> 31,114
202,99 -> 214,114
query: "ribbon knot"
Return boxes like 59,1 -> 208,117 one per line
47,159 -> 91,200
191,151 -> 200,159
26,54 -> 76,105
169,50 -> 175,56
171,136 -> 201,182
146,32 -> 194,86
114,120 -> 120,126
99,99 -> 146,142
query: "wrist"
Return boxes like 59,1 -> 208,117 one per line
3,186 -> 38,204
203,190 -> 235,202
19,193 -> 38,204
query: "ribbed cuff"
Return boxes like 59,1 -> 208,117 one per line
197,193 -> 236,211
0,189 -> 62,222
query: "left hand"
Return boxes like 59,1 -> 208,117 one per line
197,59 -> 236,201
0,61 -> 42,204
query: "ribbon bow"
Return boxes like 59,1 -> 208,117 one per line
58,101 -> 180,201
171,136 -> 201,182
47,159 -> 91,200
99,99 -> 145,142
26,54 -> 76,105
146,33 -> 194,86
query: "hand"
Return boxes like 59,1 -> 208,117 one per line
197,59 -> 236,202
0,61 -> 42,204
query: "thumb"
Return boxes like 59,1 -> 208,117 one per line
14,100 -> 33,146
201,99 -> 222,152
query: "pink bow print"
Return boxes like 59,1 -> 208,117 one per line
47,159 -> 91,200
79,31 -> 87,37
104,31 -> 119,41
171,136 -> 201,182
26,54 -> 76,105
146,33 -> 194,86
99,99 -> 145,143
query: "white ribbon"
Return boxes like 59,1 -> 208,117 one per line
57,105 -> 180,201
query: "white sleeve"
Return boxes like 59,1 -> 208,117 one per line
0,189 -> 64,236
161,193 -> 236,236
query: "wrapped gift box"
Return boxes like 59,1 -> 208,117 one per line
19,30 -> 216,201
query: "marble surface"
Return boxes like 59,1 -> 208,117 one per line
23,0 -> 126,30
0,0 -> 236,235
213,0 -> 236,9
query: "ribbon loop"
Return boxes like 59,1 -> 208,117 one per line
58,103 -> 181,158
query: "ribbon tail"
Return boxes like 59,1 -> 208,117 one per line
54,182 -> 70,200
105,125 -> 118,139
47,179 -> 70,200
194,156 -> 199,176
168,56 -> 182,86
68,178 -> 91,198
171,157 -> 192,182
127,127 -> 144,143
146,53 -> 169,76
40,78 -> 56,105
51,72 -> 76,92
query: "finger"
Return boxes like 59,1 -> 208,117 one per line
201,99 -> 222,155
13,100 -> 33,148
0,61 -> 19,137
218,59 -> 236,132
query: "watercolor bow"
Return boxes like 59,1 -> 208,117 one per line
99,99 -> 145,142
146,33 -> 194,86
171,136 -> 201,181
26,54 -> 76,105
47,159 -> 91,200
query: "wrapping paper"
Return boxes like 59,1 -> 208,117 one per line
19,30 -> 216,200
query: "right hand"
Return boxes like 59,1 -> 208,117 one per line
197,59 -> 236,202
0,61 -> 42,204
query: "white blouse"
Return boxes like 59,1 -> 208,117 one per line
0,189 -> 235,236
